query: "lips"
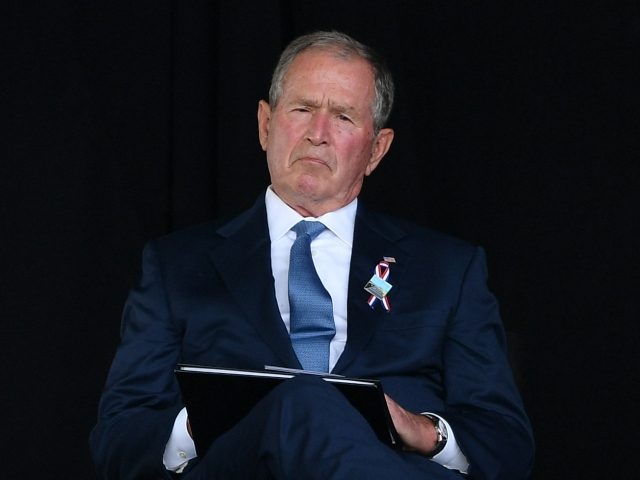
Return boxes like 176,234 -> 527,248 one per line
293,155 -> 331,168
298,156 -> 324,164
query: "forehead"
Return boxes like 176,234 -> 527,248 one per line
281,49 -> 375,106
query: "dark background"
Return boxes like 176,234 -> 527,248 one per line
2,1 -> 637,478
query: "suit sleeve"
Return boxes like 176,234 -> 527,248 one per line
441,247 -> 535,480
90,240 -> 184,480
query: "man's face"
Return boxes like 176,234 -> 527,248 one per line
258,49 -> 394,217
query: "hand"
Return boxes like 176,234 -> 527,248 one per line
384,394 -> 438,455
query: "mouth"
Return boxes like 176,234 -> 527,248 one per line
293,156 -> 330,168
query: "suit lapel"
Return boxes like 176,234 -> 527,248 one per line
333,205 -> 411,374
208,198 -> 301,369
206,198 -> 413,374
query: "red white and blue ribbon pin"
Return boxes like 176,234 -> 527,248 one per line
364,258 -> 394,312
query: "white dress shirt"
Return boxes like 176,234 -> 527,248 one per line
163,187 -> 468,473
265,186 -> 354,371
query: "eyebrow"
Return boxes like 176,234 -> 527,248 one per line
293,97 -> 357,114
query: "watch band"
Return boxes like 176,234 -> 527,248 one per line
421,413 -> 448,458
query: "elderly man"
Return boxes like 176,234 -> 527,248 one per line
91,31 -> 534,479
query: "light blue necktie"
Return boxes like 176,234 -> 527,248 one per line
288,221 -> 336,372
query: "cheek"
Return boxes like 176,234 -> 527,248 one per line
337,137 -> 372,166
266,136 -> 288,168
269,123 -> 303,157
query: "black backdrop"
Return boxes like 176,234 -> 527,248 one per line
3,1 -> 638,478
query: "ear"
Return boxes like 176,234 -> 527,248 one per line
257,100 -> 271,151
365,128 -> 394,176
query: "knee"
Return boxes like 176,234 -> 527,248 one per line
263,374 -> 373,445
269,374 -> 347,413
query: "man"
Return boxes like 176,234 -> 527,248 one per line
91,31 -> 534,479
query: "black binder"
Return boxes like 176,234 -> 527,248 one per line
175,364 -> 402,456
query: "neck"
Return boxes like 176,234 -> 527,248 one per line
271,189 -> 357,218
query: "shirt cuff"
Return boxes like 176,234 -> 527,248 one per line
163,407 -> 197,473
422,412 -> 469,474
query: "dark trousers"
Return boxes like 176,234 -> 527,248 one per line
184,375 -> 464,480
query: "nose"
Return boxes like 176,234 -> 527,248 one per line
305,112 -> 330,146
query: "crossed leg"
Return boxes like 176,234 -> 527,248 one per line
185,375 -> 463,480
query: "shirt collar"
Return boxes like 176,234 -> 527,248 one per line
265,186 -> 357,247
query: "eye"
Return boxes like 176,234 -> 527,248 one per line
337,113 -> 353,123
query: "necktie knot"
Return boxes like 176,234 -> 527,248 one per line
292,220 -> 326,240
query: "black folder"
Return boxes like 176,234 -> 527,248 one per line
175,364 -> 402,456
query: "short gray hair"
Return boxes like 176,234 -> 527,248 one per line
268,31 -> 395,134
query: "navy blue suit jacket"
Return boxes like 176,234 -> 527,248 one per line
90,197 -> 534,479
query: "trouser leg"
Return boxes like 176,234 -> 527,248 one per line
186,375 -> 463,479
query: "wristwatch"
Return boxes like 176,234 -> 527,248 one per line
421,413 -> 448,457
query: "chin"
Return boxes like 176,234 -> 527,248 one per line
294,176 -> 326,199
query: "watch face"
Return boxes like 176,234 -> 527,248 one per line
421,414 -> 447,457
438,419 -> 448,440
